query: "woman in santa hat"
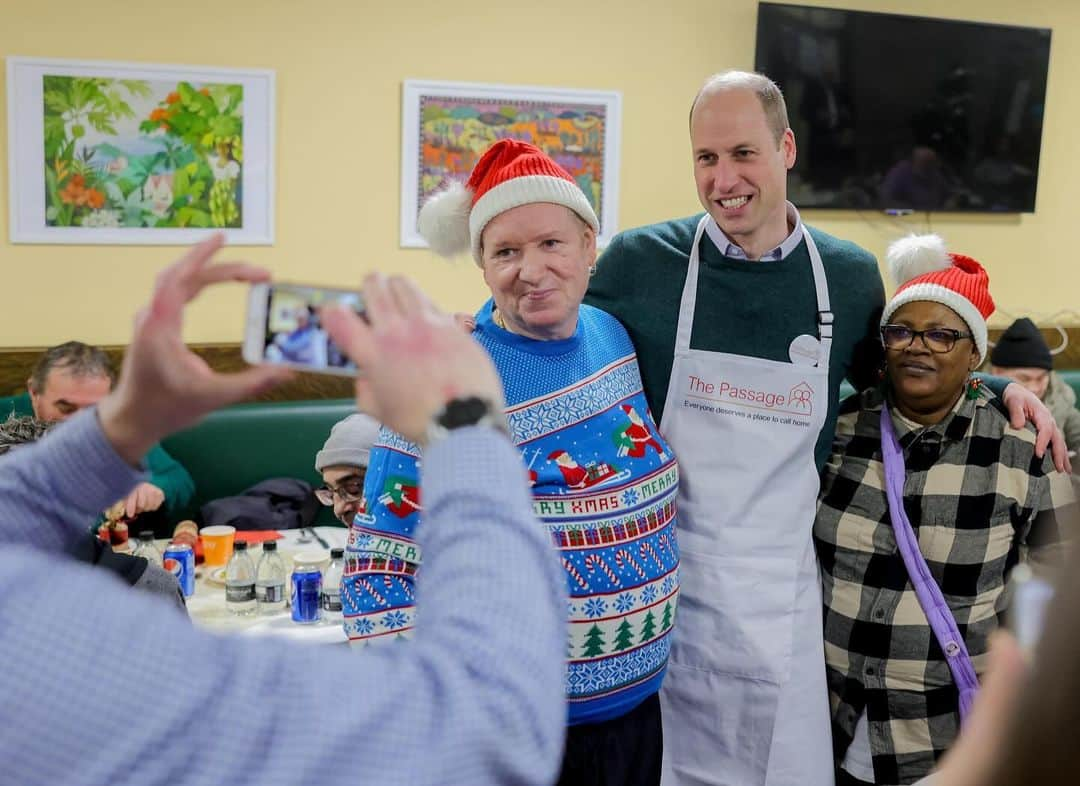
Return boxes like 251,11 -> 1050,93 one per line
813,235 -> 1076,786
342,139 -> 680,786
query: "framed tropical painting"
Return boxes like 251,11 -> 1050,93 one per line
6,57 -> 274,244
400,80 -> 621,249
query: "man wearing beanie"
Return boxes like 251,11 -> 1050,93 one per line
815,234 -> 1075,785
584,70 -> 1066,786
315,413 -> 381,526
991,318 -> 1080,470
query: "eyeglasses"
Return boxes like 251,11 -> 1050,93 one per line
880,324 -> 974,354
315,479 -> 364,507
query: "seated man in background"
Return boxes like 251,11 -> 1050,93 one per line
990,317 -> 1080,471
0,235 -> 566,786
0,414 -> 184,612
9,341 -> 194,527
315,412 -> 381,526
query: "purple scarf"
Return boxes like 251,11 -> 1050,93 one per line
880,406 -> 979,722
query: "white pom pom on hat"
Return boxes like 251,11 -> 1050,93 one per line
416,139 -> 599,265
417,180 -> 472,258
881,233 -> 995,360
886,233 -> 951,287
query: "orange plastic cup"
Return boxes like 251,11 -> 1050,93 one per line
200,525 -> 236,567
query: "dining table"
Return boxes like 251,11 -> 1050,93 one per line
159,525 -> 351,645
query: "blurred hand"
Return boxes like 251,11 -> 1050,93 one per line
452,312 -> 476,333
1002,382 -> 1071,472
122,482 -> 166,518
929,632 -> 1027,786
322,274 -> 505,445
97,234 -> 292,464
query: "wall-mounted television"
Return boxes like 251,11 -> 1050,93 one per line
754,3 -> 1051,213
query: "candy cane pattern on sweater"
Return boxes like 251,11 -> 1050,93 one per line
640,541 -> 664,572
563,557 -> 590,591
615,548 -> 647,580
585,554 -> 620,587
658,533 -> 676,561
356,577 -> 386,607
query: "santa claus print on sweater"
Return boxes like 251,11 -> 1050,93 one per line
615,404 -> 668,460
547,449 -> 629,490
378,475 -> 421,518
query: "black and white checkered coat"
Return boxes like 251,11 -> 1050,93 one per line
814,385 -> 1074,785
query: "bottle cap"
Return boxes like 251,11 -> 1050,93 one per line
331,547 -> 344,559
234,541 -> 248,551
138,531 -> 155,540
293,551 -> 327,570
262,541 -> 277,552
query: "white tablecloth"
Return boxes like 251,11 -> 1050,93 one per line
168,526 -> 351,645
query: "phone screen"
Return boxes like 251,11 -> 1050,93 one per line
260,283 -> 363,373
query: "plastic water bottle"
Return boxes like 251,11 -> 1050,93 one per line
132,530 -> 162,567
225,541 -> 257,616
321,547 -> 345,620
255,541 -> 287,614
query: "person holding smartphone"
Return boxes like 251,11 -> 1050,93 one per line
342,139 -> 681,786
0,235 -> 568,786
814,234 -> 1076,785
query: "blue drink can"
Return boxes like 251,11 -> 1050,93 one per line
291,566 -> 323,624
163,542 -> 195,597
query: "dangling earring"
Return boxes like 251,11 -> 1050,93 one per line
588,265 -> 597,277
877,361 -> 887,381
965,376 -> 984,400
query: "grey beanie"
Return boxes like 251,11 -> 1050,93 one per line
315,413 -> 381,471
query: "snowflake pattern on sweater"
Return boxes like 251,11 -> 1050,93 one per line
342,301 -> 680,724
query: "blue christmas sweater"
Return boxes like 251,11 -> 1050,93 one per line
342,300 -> 680,725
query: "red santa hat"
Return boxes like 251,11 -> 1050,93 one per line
881,234 -> 995,360
417,139 -> 599,265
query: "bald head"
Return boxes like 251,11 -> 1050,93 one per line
689,71 -> 790,147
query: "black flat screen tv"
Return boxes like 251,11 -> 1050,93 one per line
754,3 -> 1051,213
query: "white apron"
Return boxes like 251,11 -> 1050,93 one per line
659,216 -> 834,786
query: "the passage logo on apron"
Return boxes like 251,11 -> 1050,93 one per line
681,373 -> 815,426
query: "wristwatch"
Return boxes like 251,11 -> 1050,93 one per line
425,396 -> 510,446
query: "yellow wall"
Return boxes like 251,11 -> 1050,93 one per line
2,0 -> 1077,347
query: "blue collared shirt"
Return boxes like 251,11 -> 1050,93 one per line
703,201 -> 804,261
0,409 -> 566,786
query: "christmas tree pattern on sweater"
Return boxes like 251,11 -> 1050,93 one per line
342,302 -> 680,725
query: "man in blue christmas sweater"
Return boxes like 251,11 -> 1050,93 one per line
342,139 -> 680,786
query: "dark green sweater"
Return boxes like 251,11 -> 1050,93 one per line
586,214 -> 886,470
6,391 -> 194,514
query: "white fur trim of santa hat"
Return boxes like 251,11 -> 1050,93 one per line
467,175 -> 599,264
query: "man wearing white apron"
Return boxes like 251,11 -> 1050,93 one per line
586,71 -> 1061,786
657,214 -> 835,786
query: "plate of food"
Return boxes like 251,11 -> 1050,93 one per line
203,566 -> 228,587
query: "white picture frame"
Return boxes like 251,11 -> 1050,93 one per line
400,79 -> 621,249
7,56 -> 275,245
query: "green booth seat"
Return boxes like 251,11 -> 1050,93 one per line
160,398 -> 358,527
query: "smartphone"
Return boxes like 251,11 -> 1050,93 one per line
243,281 -> 364,376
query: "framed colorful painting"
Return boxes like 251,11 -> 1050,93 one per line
6,57 -> 274,244
400,80 -> 621,249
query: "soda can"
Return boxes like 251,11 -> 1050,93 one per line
163,541 -> 196,597
291,567 -> 323,624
